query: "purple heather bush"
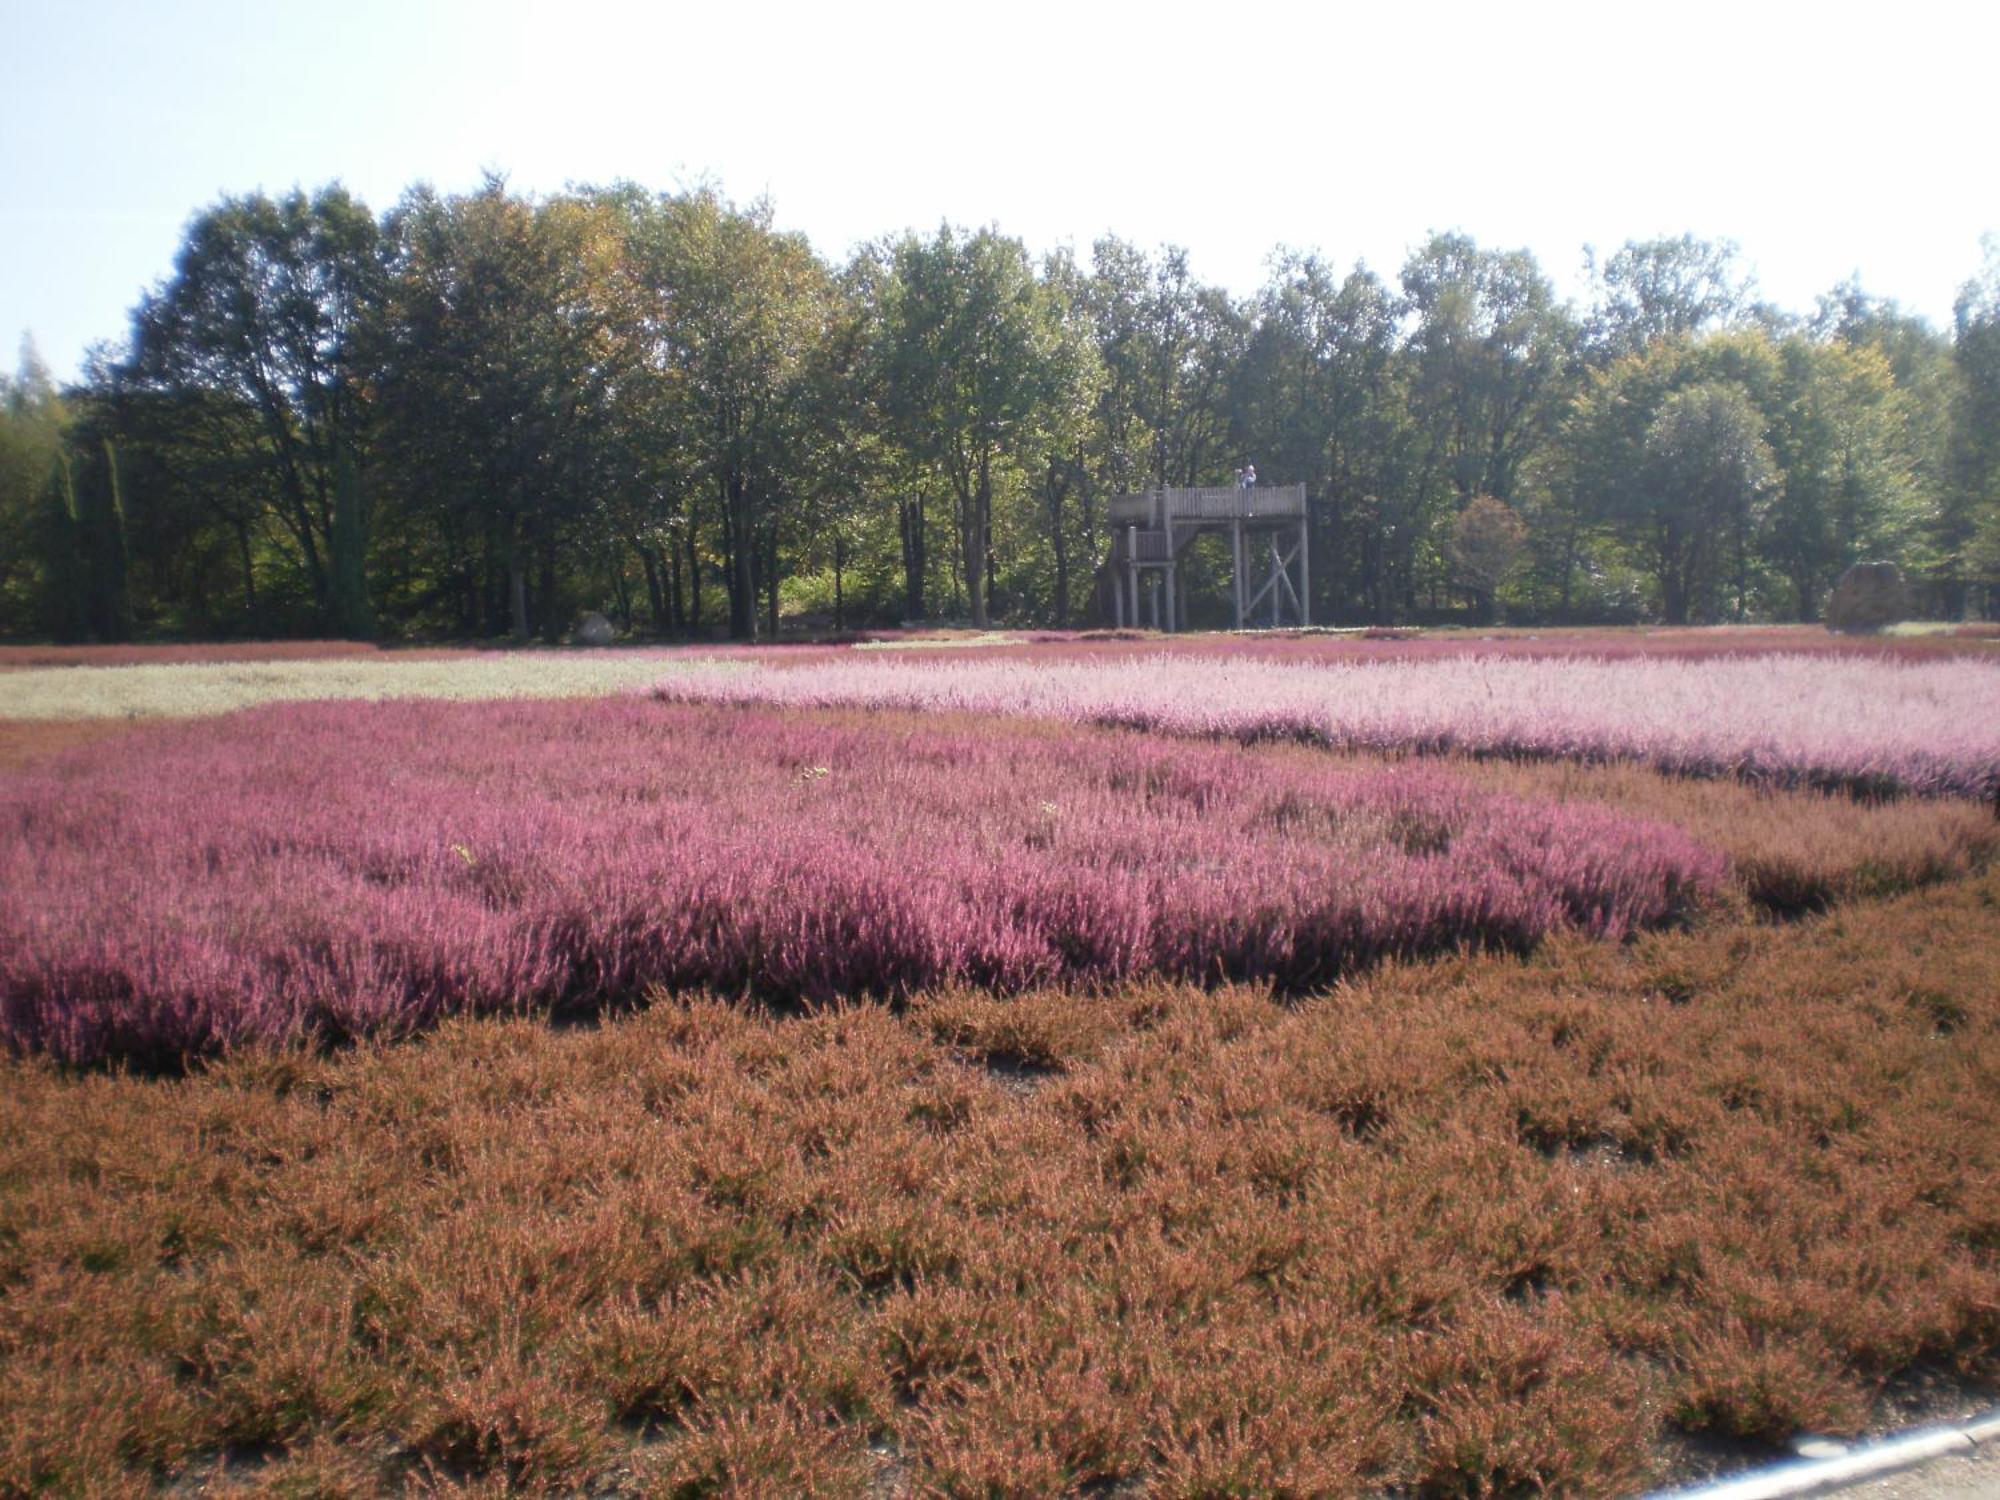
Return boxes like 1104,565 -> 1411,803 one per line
0,699 -> 1723,1066
658,652 -> 2000,801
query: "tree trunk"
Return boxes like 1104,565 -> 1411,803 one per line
538,526 -> 560,644
726,476 -> 755,641
280,475 -> 330,617
985,519 -> 999,620
1656,519 -> 1691,627
640,543 -> 666,632
833,533 -> 846,632
964,448 -> 991,629
1733,514 -> 1749,623
1795,570 -> 1819,624
1558,526 -> 1579,618
330,444 -> 373,638
508,514 -> 529,642
41,453 -> 86,642
899,495 -> 926,621
611,559 -> 633,632
1046,455 -> 1071,628
1314,488 -> 1336,625
85,440 -> 134,642
235,521 -> 257,617
958,500 -> 981,628
764,525 -> 780,641
1661,569 -> 1689,626
685,524 -> 702,632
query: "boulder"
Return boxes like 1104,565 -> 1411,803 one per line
573,611 -> 616,646
1823,562 -> 1908,633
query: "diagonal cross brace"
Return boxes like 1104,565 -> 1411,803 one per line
1243,537 -> 1304,623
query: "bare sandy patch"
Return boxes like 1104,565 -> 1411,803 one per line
0,652 -> 738,721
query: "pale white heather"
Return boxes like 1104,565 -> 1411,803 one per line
0,653 -> 740,721
852,632 -> 1028,651
657,653 -> 2000,799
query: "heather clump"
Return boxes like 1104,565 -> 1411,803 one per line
1437,753 -> 2000,916
0,698 -> 1725,1066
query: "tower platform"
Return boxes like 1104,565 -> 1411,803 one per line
1096,484 -> 1309,631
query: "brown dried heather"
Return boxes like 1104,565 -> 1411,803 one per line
0,640 -> 406,670
1,866 -> 1996,1496
1400,751 -> 2000,917
0,718 -> 136,771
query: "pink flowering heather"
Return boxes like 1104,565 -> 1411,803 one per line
0,699 -> 1722,1066
656,652 -> 2000,801
706,625 -> 2000,674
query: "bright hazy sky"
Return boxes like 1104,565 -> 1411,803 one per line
4,0 -> 1994,382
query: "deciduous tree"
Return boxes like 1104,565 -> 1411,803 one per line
125,187 -> 380,634
1451,495 -> 1527,622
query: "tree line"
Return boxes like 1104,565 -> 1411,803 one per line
3,177 -> 1997,642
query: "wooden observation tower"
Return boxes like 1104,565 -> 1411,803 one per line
1095,483 -> 1310,631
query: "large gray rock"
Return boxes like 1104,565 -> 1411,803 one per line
1824,562 -> 1909,633
573,611 -> 616,646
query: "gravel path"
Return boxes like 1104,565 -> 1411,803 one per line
1833,1442 -> 2000,1499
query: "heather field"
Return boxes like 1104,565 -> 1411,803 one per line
1062,623 -> 2000,666
2,880 -> 1997,1497
1,635 -> 1998,1497
757,623 -> 2000,669
1,700 -> 1727,1066
660,651 -> 2000,801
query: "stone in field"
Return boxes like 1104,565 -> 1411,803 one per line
573,612 -> 615,646
1824,561 -> 1908,633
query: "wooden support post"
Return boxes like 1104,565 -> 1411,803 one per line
1232,519 -> 1245,629
1127,526 -> 1139,631
1299,516 -> 1310,627
1113,567 -> 1124,628
1164,558 -> 1176,635
1244,541 -> 1280,622
1269,535 -> 1281,628
1274,540 -> 1303,620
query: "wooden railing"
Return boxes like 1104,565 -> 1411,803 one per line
1107,484 -> 1307,526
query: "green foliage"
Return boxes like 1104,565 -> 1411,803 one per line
0,340 -> 67,635
1945,239 -> 2000,616
1586,235 -> 1752,356
1232,252 -> 1410,620
371,179 -> 649,640
1564,336 -> 1786,623
124,185 -> 380,635
868,225 -> 1092,627
1762,336 -> 1921,620
1640,382 -> 1778,623
16,193 -> 1995,642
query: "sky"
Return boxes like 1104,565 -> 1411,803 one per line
3,0 -> 1995,382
